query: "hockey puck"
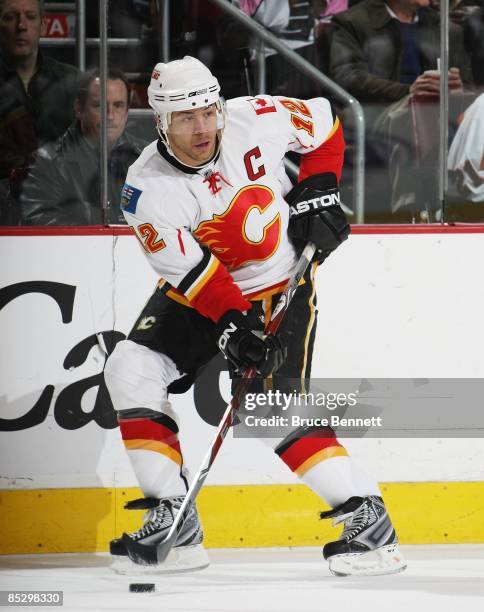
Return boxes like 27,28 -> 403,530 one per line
129,583 -> 155,593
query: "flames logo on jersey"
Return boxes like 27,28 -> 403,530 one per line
194,185 -> 281,269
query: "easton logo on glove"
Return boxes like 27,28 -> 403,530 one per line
285,173 -> 350,262
289,187 -> 341,218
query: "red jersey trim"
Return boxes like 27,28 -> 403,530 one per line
299,117 -> 345,183
185,256 -> 221,301
189,261 -> 251,322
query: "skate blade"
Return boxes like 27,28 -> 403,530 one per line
110,543 -> 209,575
328,543 -> 407,577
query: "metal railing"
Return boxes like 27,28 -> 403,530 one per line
160,0 -> 170,63
40,37 -> 144,48
439,0 -> 450,216
169,0 -> 366,222
75,0 -> 86,71
40,0 -> 142,67
99,0 -> 109,223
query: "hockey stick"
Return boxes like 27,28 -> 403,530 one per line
155,241 -> 317,563
130,242 -> 316,565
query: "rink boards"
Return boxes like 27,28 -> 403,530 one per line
1,225 -> 484,553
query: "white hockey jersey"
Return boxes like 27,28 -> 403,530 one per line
448,93 -> 484,203
121,95 -> 342,322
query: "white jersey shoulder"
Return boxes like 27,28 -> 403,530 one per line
226,94 -> 337,153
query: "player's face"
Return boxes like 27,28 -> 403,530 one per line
167,106 -> 218,166
76,77 -> 129,147
0,0 -> 45,61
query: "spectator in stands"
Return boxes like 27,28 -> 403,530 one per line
329,0 -> 471,105
18,69 -> 145,226
0,0 -> 79,222
328,0 -> 473,220
446,92 -> 484,219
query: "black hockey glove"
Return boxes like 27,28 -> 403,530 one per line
286,173 -> 350,262
216,310 -> 287,377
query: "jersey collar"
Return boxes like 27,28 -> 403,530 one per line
156,138 -> 220,176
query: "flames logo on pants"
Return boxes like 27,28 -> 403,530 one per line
194,185 -> 281,269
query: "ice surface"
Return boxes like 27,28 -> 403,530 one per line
1,546 -> 484,612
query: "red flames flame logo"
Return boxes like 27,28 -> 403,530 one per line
194,185 -> 281,269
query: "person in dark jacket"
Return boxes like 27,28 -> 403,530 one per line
329,0 -> 472,104
0,0 -> 79,221
328,0 -> 473,221
19,68 -> 146,225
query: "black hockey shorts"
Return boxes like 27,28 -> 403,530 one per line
127,265 -> 318,395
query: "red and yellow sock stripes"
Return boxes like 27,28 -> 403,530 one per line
119,415 -> 182,467
275,428 -> 348,477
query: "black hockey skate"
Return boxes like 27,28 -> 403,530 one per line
110,496 -> 209,574
320,495 -> 407,576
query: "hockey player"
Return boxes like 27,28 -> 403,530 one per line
104,56 -> 406,577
